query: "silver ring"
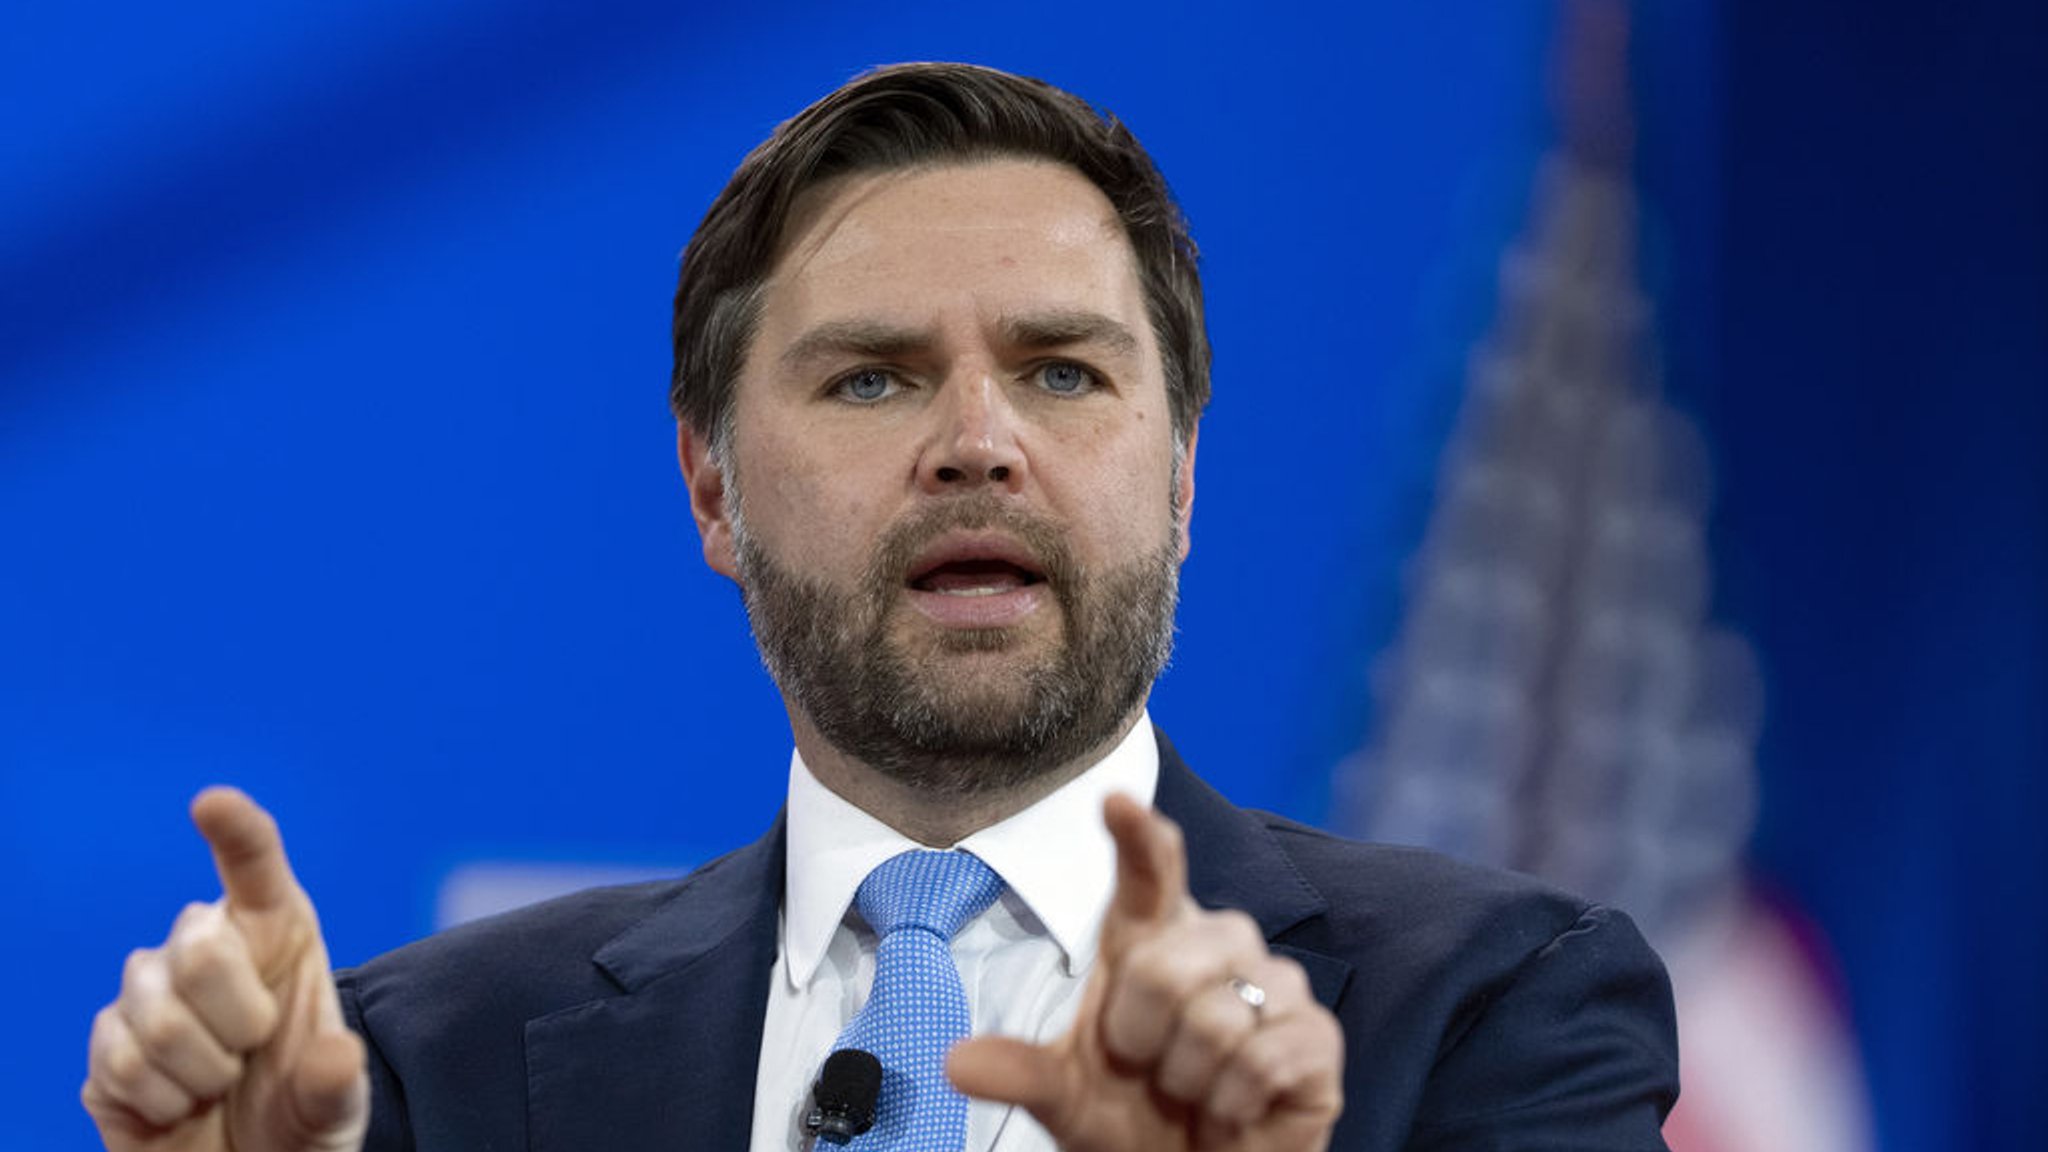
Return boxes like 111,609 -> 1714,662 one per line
1228,976 -> 1267,1021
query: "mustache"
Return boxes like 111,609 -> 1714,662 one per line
863,495 -> 1079,596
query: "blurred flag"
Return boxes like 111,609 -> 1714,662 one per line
1333,5 -> 1873,1150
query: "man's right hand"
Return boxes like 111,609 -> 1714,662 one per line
82,788 -> 369,1152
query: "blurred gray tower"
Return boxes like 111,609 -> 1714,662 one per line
1336,0 -> 1757,947
1336,8 -> 1873,1148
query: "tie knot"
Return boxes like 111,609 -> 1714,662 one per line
855,850 -> 1003,939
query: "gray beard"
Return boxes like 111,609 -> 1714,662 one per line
733,493 -> 1179,797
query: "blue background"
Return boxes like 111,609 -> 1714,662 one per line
4,2 -> 2041,1149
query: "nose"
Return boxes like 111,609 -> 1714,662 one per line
917,373 -> 1027,494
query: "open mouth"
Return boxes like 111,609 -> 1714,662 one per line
906,536 -> 1049,599
910,558 -> 1045,596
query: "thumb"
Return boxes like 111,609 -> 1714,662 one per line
275,1026 -> 369,1149
947,1035 -> 1072,1126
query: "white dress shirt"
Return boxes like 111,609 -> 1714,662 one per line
747,715 -> 1161,1152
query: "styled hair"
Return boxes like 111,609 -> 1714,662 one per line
668,62 -> 1210,449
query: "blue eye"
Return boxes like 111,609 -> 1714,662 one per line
836,369 -> 895,402
1040,362 -> 1093,395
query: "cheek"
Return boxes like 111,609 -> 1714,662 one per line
1054,434 -> 1181,549
741,431 -> 889,565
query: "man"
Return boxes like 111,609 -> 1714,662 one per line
82,63 -> 1679,1151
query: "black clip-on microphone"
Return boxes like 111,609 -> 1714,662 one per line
804,1048 -> 883,1146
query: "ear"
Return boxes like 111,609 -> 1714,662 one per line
1174,425 -> 1198,562
677,423 -> 740,581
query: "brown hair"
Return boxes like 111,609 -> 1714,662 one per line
669,62 -> 1209,449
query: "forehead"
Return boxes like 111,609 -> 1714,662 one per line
756,159 -> 1146,337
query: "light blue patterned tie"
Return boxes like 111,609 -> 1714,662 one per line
831,849 -> 1004,1151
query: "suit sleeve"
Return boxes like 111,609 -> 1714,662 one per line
337,968 -> 415,1152
1403,904 -> 1679,1151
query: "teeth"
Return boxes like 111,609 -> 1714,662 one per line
939,586 -> 1007,597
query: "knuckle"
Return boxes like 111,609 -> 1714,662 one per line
120,947 -> 158,989
132,1080 -> 192,1127
101,1035 -> 146,1088
1156,1053 -> 1210,1102
86,1014 -> 123,1084
179,1051 -> 243,1102
1208,1074 -> 1259,1122
168,927 -> 232,992
171,900 -> 214,932
1266,954 -> 1312,997
1215,908 -> 1262,949
1246,1050 -> 1291,1097
127,1001 -> 185,1057
129,1015 -> 174,1057
1313,996 -> 1342,1034
1158,957 -> 1223,1009
210,1050 -> 248,1091
1119,935 -> 1185,997
1317,1008 -> 1347,1059
88,1004 -> 118,1048
224,984 -> 283,1050
1180,1009 -> 1236,1063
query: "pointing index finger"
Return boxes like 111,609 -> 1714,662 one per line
190,786 -> 302,915
1102,792 -> 1189,935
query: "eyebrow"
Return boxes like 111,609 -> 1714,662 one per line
1000,310 -> 1141,359
779,309 -> 1142,370
780,319 -> 933,369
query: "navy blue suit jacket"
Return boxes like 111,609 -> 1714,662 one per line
338,733 -> 1678,1150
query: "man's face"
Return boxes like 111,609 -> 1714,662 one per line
686,159 -> 1196,793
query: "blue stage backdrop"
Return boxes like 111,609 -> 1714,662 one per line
4,3 -> 2041,1150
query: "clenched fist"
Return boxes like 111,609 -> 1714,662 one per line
82,788 -> 368,1152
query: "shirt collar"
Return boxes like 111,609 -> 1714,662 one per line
781,713 -> 1160,989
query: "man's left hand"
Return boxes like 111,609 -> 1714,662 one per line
948,794 -> 1343,1152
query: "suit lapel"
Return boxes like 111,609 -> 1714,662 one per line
519,731 -> 1348,1151
1152,730 -> 1356,1010
525,819 -> 785,1152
